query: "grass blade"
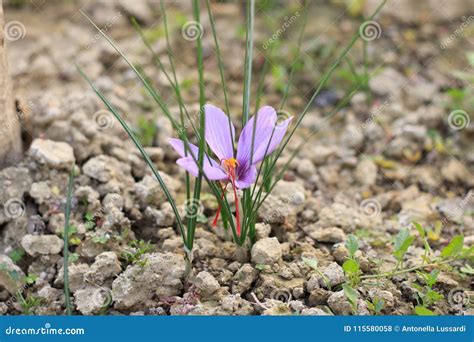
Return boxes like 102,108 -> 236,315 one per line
242,0 -> 255,126
206,0 -> 235,146
76,65 -> 188,243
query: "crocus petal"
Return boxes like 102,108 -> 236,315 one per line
176,157 -> 228,180
235,165 -> 257,189
169,138 -> 226,177
237,106 -> 292,167
253,117 -> 292,163
204,104 -> 235,161
168,138 -> 199,158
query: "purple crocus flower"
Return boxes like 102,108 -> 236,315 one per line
169,104 -> 292,187
168,104 -> 292,233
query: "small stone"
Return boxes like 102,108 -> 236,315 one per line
195,271 -> 220,297
310,146 -> 336,165
369,68 -> 406,97
306,274 -> 321,292
308,288 -> 331,305
0,255 -> 25,294
292,287 -> 305,299
232,264 -> 258,294
303,225 -> 346,243
368,289 -> 394,310
143,206 -> 175,227
321,262 -> 345,288
118,0 -> 153,24
48,214 -> 65,235
82,155 -> 133,184
28,139 -> 75,169
112,253 -> 186,309
55,263 -> 90,292
251,237 -> 282,265
37,284 -> 62,303
220,294 -> 254,315
21,234 -> 64,256
103,193 -> 124,210
134,174 -> 179,207
355,159 -> 378,186
0,167 -> 32,204
85,252 -> 121,285
254,223 -> 271,240
297,159 -> 316,178
301,307 -> 330,315
74,286 -> 112,315
26,215 -> 46,235
327,290 -> 354,315
442,159 -> 473,185
29,182 -> 52,205
258,194 -> 289,224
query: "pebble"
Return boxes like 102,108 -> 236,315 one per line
194,271 -> 220,297
0,255 -> 25,294
297,159 -> 316,178
355,159 -> 378,186
321,262 -> 345,288
327,290 -> 354,315
251,237 -> 282,265
232,264 -> 258,294
112,253 -> 186,309
82,155 -> 133,184
303,225 -> 346,243
258,194 -> 289,224
369,68 -> 406,97
21,234 -> 64,256
28,139 -> 75,170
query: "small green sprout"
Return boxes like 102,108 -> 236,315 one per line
342,283 -> 359,315
121,240 -> 154,267
366,297 -> 385,315
343,234 -> 361,287
412,269 -> 443,315
92,234 -> 110,245
393,227 -> 415,268
84,212 -> 96,230
302,256 -> 332,290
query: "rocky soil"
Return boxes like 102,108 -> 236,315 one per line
0,0 -> 472,316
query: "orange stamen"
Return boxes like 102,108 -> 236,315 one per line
213,158 -> 241,235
